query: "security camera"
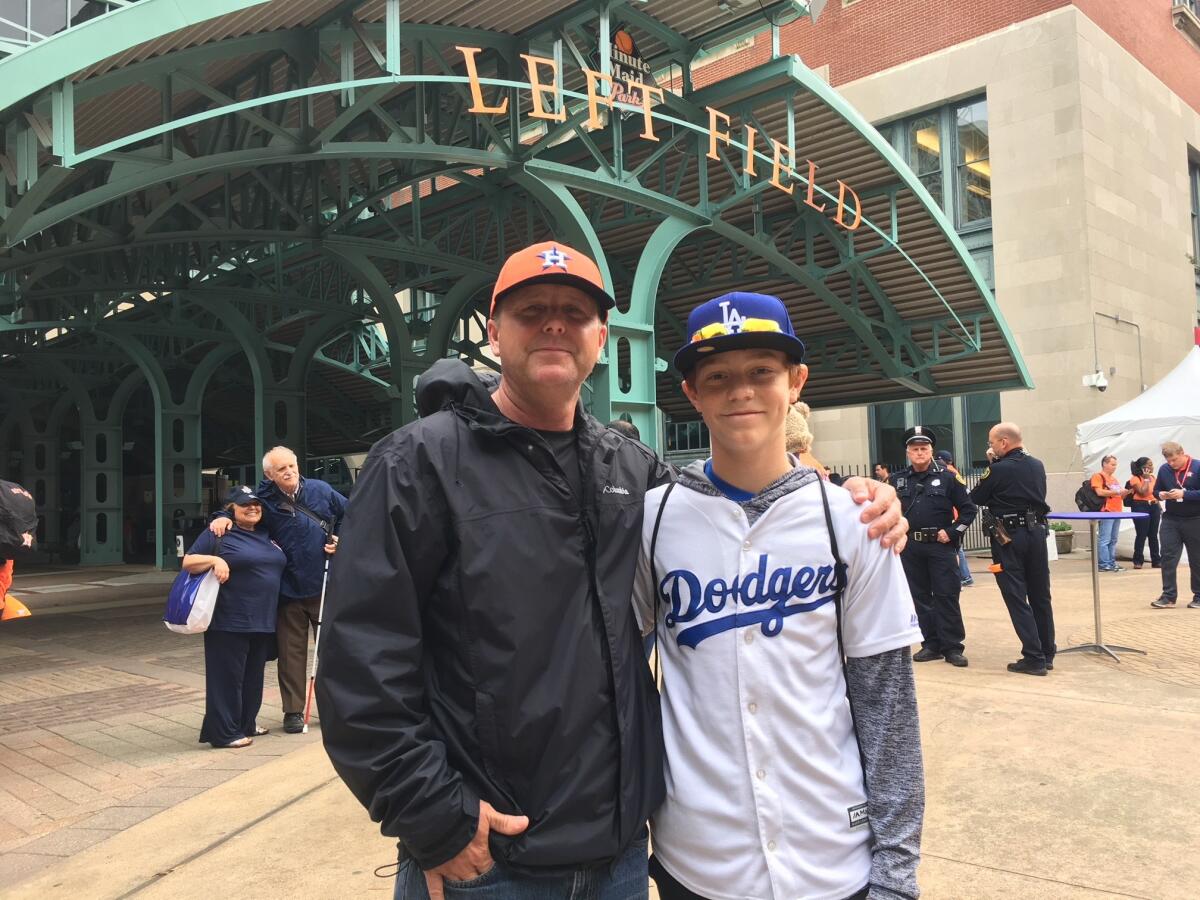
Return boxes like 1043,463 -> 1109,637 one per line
1082,371 -> 1108,392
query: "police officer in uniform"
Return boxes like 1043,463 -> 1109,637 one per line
891,427 -> 976,667
969,422 -> 1055,676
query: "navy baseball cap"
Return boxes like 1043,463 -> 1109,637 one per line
674,292 -> 806,375
935,450 -> 953,463
225,485 -> 263,506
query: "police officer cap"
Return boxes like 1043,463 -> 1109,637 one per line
903,426 -> 936,448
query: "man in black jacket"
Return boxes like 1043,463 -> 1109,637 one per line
969,422 -> 1055,675
317,241 -> 908,900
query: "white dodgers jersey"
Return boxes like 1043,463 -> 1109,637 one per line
634,479 -> 922,900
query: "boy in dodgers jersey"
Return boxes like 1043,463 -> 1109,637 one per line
634,293 -> 924,900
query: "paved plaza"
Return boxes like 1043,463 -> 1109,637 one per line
2,554 -> 1199,898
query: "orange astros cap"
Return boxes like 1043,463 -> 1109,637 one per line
490,241 -> 616,318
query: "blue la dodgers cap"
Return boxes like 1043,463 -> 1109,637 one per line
673,292 -> 806,375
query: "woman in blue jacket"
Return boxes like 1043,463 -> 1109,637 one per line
183,486 -> 287,748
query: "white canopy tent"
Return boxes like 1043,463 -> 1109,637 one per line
1076,345 -> 1200,562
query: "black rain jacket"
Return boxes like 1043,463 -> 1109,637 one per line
317,358 -> 670,875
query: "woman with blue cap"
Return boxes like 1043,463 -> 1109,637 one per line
182,486 -> 287,748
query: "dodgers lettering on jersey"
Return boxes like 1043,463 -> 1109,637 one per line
659,554 -> 847,648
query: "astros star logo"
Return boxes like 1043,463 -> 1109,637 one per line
538,246 -> 571,271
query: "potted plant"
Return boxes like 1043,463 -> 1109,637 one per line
1049,520 -> 1074,554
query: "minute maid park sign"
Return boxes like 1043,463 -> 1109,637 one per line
458,42 -> 863,233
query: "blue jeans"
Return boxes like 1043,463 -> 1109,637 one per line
1132,502 -> 1160,565
394,833 -> 650,900
1097,517 -> 1120,569
957,547 -> 972,582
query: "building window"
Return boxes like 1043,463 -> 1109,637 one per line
869,392 -> 1000,472
955,99 -> 991,227
665,420 -> 710,454
908,115 -> 943,209
869,401 -> 909,471
1190,159 -> 1199,304
884,96 -> 990,229
965,392 -> 1001,469
1,1 -> 99,47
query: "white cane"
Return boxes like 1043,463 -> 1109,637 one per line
301,550 -> 332,734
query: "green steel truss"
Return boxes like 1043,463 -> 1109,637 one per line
0,0 -> 1024,566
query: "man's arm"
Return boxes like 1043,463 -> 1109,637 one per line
328,485 -> 349,530
845,649 -> 923,900
317,438 -> 481,870
950,478 -> 977,531
1186,463 -> 1200,501
841,477 -> 908,552
968,467 -> 994,507
1153,466 -> 1171,500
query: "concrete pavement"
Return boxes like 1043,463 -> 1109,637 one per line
3,555 -> 1200,898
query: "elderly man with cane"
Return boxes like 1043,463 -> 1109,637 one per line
210,446 -> 345,733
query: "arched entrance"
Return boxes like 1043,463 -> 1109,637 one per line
0,0 -> 1027,567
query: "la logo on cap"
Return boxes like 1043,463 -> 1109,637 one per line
538,246 -> 570,271
719,299 -> 745,333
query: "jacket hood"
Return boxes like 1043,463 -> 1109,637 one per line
416,358 -> 500,418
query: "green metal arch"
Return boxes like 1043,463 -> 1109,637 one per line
0,0 -> 271,115
769,55 -> 1030,387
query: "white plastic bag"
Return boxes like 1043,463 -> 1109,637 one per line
164,569 -> 221,634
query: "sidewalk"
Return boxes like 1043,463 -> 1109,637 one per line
3,556 -> 1199,898
0,566 -> 326,888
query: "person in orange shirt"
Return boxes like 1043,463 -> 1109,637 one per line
1126,457 -> 1160,569
1092,455 -> 1131,572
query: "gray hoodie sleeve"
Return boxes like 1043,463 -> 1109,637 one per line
845,647 -> 924,900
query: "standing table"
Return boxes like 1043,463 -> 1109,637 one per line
1048,511 -> 1148,662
